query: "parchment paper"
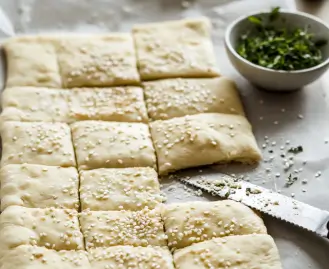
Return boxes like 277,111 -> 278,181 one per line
0,0 -> 328,268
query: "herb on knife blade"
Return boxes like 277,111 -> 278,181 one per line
288,145 -> 303,154
285,174 -> 298,187
237,7 -> 327,71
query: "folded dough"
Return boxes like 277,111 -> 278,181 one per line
71,121 -> 156,170
0,121 -> 76,167
144,77 -> 245,121
0,164 -> 79,211
0,87 -> 71,122
79,207 -> 167,249
3,36 -> 61,88
150,113 -> 261,175
173,234 -> 282,269
56,34 -> 140,87
88,246 -> 174,269
133,17 -> 220,80
0,245 -> 91,269
163,200 -> 266,250
80,167 -> 164,211
0,206 -> 84,257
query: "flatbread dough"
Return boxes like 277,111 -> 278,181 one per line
56,34 -> 140,87
1,86 -> 148,123
150,113 -> 261,175
144,77 -> 245,121
173,234 -> 283,269
0,206 -> 84,257
0,164 -> 79,211
3,36 -> 61,88
0,121 -> 76,167
79,207 -> 167,248
0,245 -> 91,269
89,246 -> 174,269
68,87 -> 148,122
80,167 -> 164,211
162,200 -> 267,250
71,121 -> 156,170
0,87 -> 71,122
133,18 -> 220,80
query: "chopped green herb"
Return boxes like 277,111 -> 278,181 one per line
224,191 -> 230,198
246,187 -> 262,196
285,174 -> 298,186
237,7 -> 327,71
288,145 -> 303,154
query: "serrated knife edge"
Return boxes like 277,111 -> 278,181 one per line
179,175 -> 329,239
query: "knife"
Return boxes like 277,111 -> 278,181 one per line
176,171 -> 329,239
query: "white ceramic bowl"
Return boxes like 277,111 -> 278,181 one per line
225,10 -> 329,91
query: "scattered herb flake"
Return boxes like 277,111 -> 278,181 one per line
246,187 -> 262,196
288,145 -> 303,154
237,7 -> 327,71
285,174 -> 298,187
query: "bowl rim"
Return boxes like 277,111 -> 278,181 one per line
224,9 -> 329,74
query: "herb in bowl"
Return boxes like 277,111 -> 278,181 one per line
237,7 -> 327,71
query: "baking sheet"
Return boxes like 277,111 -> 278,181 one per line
0,0 -> 328,268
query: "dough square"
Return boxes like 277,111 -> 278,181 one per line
88,246 -> 175,269
80,167 -> 164,211
149,113 -> 261,175
0,206 -> 84,256
144,77 -> 245,121
79,207 -> 167,249
3,36 -> 61,88
0,121 -> 76,167
56,34 -> 140,88
0,164 -> 79,211
163,200 -> 267,250
71,121 -> 156,170
132,17 -> 220,80
173,234 -> 283,269
68,87 -> 148,123
0,245 -> 91,269
0,87 -> 71,122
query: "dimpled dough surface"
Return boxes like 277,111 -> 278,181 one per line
56,34 -> 140,87
173,234 -> 283,269
88,246 -> 175,269
0,87 -> 71,122
162,200 -> 267,250
0,245 -> 91,269
79,207 -> 167,249
133,18 -> 220,80
144,77 -> 245,121
71,121 -> 156,170
0,164 -> 79,211
3,36 -> 61,88
80,167 -> 164,211
150,113 -> 261,175
0,206 -> 84,257
0,121 -> 76,167
68,87 -> 148,123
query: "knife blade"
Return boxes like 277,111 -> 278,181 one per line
177,171 -> 329,239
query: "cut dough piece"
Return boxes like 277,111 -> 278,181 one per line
0,206 -> 84,257
144,77 -> 245,121
68,87 -> 148,122
1,86 -> 148,123
0,121 -> 76,167
89,246 -> 174,269
80,207 -> 167,249
133,17 -> 220,80
163,200 -> 267,250
0,87 -> 71,122
173,234 -> 283,269
71,121 -> 156,170
56,34 -> 140,87
150,113 -> 261,175
0,245 -> 91,269
80,167 -> 164,211
3,36 -> 61,88
0,164 -> 79,211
